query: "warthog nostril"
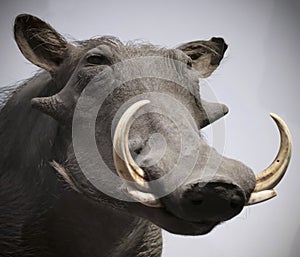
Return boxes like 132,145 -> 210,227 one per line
230,195 -> 244,209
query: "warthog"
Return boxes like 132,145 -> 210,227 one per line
0,14 -> 291,257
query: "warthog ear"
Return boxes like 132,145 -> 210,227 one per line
14,14 -> 71,72
178,37 -> 228,78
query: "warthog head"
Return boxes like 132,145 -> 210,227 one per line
14,14 -> 291,235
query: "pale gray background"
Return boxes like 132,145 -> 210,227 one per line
1,0 -> 299,256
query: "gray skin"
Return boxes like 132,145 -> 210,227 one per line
0,14 -> 256,257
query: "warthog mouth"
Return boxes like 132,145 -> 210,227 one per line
155,209 -> 220,235
130,201 -> 220,235
159,216 -> 218,236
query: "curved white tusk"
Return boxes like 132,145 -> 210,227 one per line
254,113 -> 292,192
127,186 -> 162,207
113,100 -> 150,188
246,190 -> 277,205
113,100 -> 161,207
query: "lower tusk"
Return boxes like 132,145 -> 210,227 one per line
246,190 -> 277,205
127,186 -> 162,207
254,113 -> 292,192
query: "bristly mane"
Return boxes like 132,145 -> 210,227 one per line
75,36 -> 169,58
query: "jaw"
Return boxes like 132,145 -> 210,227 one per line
51,157 -> 235,236
128,202 -> 221,236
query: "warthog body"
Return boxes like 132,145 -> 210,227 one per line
0,14 -> 291,257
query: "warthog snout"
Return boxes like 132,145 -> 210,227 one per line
163,182 -> 246,223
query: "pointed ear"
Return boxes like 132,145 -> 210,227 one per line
178,37 -> 228,78
14,14 -> 71,72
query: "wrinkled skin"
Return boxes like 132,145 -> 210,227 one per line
0,14 -> 257,257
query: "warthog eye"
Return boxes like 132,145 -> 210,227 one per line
86,55 -> 111,66
187,60 -> 193,69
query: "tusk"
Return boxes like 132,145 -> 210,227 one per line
254,113 -> 292,192
113,100 -> 149,189
113,100 -> 161,207
127,186 -> 162,207
246,190 -> 277,205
